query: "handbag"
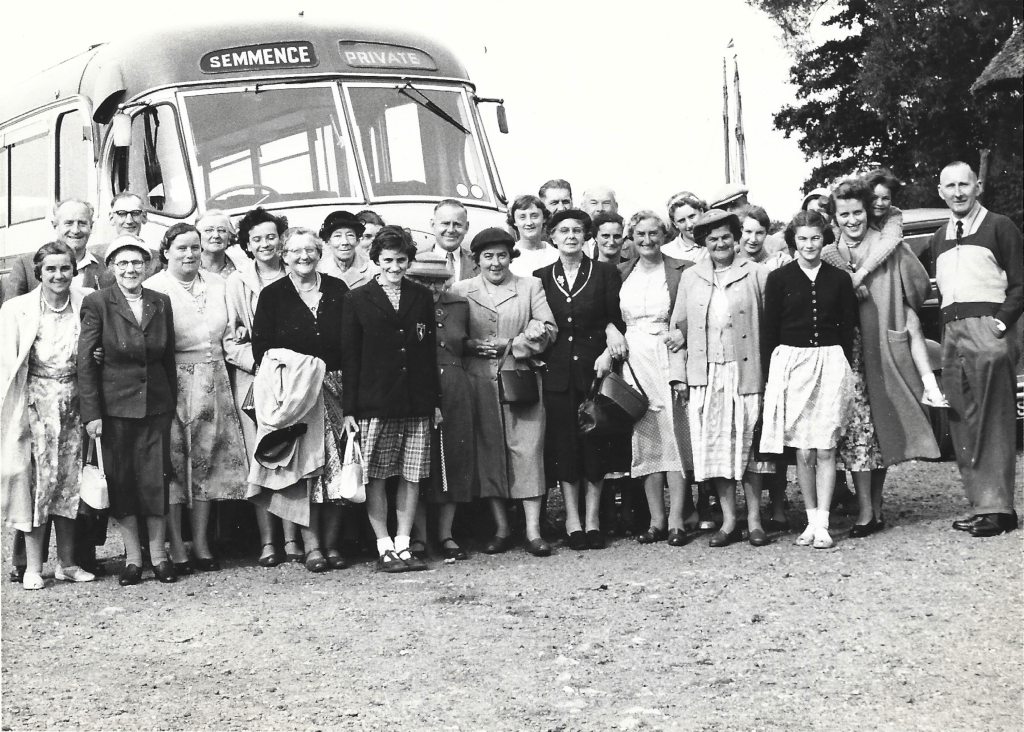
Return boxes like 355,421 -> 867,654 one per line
337,431 -> 366,504
80,437 -> 109,510
578,360 -> 649,436
494,339 -> 539,405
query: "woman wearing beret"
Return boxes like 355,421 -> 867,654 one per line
146,223 -> 248,574
78,235 -> 178,585
451,228 -> 558,556
1,242 -> 95,589
670,210 -> 773,547
318,210 -> 380,290
251,227 -> 351,572
618,211 -> 694,546
341,226 -> 441,573
535,209 -> 627,550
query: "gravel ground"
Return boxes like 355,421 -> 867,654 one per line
2,458 -> 1022,732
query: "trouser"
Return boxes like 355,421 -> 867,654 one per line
941,317 -> 1019,515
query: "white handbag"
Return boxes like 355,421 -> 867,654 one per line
80,437 -> 109,510
337,432 -> 365,504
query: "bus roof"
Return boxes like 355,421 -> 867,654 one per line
1,20 -> 472,125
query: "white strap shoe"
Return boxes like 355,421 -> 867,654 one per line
22,572 -> 44,590
55,565 -> 96,583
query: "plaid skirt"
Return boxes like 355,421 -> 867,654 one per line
359,416 -> 431,482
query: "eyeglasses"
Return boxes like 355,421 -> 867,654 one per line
113,209 -> 145,218
285,247 -> 319,257
113,260 -> 146,270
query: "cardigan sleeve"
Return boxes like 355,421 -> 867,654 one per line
224,274 -> 256,373
668,270 -> 690,386
77,293 -> 104,424
605,265 -> 625,334
511,279 -> 557,360
760,268 -> 784,381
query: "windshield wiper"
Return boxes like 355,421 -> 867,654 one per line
397,82 -> 470,135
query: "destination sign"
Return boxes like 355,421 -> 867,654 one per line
338,42 -> 437,71
201,42 -> 319,73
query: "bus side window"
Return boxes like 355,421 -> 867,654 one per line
9,133 -> 49,224
56,112 -> 91,203
0,146 -> 9,228
126,105 -> 194,217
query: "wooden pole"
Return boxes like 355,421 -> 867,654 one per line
723,56 -> 731,184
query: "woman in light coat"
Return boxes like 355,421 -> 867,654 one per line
451,228 -> 557,557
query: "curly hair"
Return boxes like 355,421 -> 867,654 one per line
159,222 -> 200,265
237,207 -> 288,257
369,225 -> 418,264
827,178 -> 874,220
864,168 -> 902,198
506,194 -> 550,233
33,241 -> 78,281
783,210 -> 835,251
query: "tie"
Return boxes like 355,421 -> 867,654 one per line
955,220 -> 963,244
446,251 -> 456,277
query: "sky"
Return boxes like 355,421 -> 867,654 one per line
1,0 -> 816,223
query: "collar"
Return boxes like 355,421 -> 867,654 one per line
77,251 -> 98,268
946,203 -> 987,239
553,256 -> 592,298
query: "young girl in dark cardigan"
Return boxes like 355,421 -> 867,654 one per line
759,211 -> 860,549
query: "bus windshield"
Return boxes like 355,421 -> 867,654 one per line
183,82 -> 493,210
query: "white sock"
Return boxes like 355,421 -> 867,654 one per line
817,509 -> 830,531
376,537 -> 395,556
394,535 -> 410,553
805,509 -> 818,528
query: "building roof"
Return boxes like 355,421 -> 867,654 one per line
971,26 -> 1024,94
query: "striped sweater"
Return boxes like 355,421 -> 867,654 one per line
930,208 -> 1023,328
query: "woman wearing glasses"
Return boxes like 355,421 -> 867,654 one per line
78,235 -> 178,585
196,209 -> 242,278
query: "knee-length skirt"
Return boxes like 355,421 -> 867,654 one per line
688,361 -> 774,482
760,344 -> 852,452
358,416 -> 431,483
25,373 -> 82,526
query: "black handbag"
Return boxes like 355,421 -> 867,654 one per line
494,339 -> 539,405
578,360 -> 649,436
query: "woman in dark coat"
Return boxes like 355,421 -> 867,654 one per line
341,226 -> 441,573
251,227 -> 350,572
78,235 -> 178,586
535,209 -> 627,550
407,250 -> 477,560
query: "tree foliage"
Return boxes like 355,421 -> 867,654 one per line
757,0 -> 1023,218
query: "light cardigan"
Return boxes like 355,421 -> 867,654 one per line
145,270 -> 242,366
0,286 -> 89,530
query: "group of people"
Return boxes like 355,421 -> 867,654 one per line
1,160 -> 1020,590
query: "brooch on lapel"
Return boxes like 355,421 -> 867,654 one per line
416,323 -> 426,341
556,275 -> 566,288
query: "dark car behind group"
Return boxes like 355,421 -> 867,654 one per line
902,208 -> 1024,457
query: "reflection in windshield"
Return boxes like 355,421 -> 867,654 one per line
185,86 -> 359,209
347,85 -> 490,202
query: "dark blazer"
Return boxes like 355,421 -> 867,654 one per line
618,254 -> 692,312
760,260 -> 859,380
535,257 -> 624,393
78,285 -> 177,422
252,273 -> 349,371
341,278 -> 440,419
2,252 -> 104,304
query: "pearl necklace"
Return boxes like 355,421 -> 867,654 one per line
174,274 -> 198,292
292,273 -> 320,292
43,296 -> 71,313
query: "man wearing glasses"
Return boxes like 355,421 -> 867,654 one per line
104,192 -> 162,280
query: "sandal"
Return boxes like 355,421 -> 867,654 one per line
440,538 -> 468,561
284,540 -> 303,562
637,526 -> 666,544
258,543 -> 283,568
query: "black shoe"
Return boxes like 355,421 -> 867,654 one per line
586,530 -> 606,550
762,517 -> 792,533
969,512 -> 1019,538
79,561 -> 108,578
173,561 -> 195,576
440,538 -> 468,561
483,535 -> 511,554
153,561 -> 177,583
709,525 -> 744,548
566,530 -> 588,551
258,544 -> 283,568
748,528 -> 771,547
526,538 -> 552,557
304,551 -> 329,573
377,550 -> 407,573
849,519 -> 882,539
398,549 -> 428,571
408,540 -> 428,561
9,566 -> 26,583
119,563 -> 143,586
193,557 -> 220,572
637,526 -> 666,544
666,528 -> 689,547
952,515 -> 983,532
324,550 -> 349,570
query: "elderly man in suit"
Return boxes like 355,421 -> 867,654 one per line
933,161 -> 1023,538
422,199 -> 479,282
2,199 -> 104,304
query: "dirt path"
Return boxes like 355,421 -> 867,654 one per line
2,459 -> 1021,732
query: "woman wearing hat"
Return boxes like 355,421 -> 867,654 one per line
534,209 -> 627,550
341,226 -> 441,573
146,223 -> 248,574
617,212 -> 694,546
318,210 -> 379,289
451,228 -> 557,556
78,235 -> 178,585
403,250 -> 476,560
1,242 -> 96,589
670,209 -> 774,547
251,227 -> 351,572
